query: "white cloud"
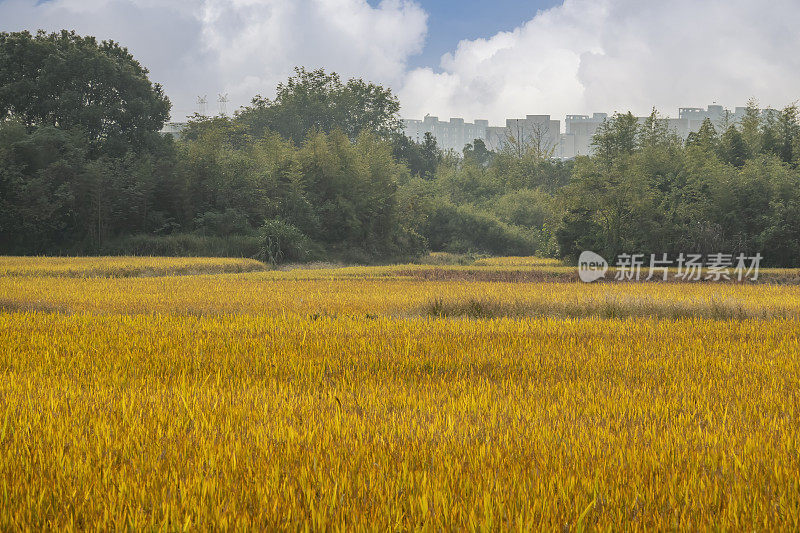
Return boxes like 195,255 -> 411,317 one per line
0,0 -> 427,119
197,0 -> 426,105
398,0 -> 800,124
2,0 -> 800,125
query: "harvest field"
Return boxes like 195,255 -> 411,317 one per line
1,256 -> 800,530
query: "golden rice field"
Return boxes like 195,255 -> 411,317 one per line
0,256 -> 268,278
1,255 -> 800,530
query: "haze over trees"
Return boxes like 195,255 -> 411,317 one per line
1,30 -> 799,265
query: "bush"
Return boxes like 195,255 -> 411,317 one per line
258,219 -> 318,264
103,234 -> 261,257
424,201 -> 537,256
492,189 -> 558,229
194,209 -> 254,237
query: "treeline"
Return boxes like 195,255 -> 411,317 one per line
558,107 -> 800,266
2,30 -> 799,265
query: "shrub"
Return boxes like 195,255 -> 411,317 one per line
102,234 -> 261,257
194,209 -> 255,237
258,219 -> 317,264
424,201 -> 537,256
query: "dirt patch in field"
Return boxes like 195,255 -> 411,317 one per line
397,268 -> 800,285
395,269 -> 578,283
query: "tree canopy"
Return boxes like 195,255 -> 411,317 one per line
0,30 -> 170,154
235,67 -> 401,145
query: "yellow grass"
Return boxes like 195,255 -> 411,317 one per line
1,256 -> 800,530
0,256 -> 267,278
2,269 -> 800,319
473,256 -> 564,267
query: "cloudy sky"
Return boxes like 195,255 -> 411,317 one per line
2,0 -> 799,124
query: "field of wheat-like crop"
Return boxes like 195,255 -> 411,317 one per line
1,256 -> 799,530
0,256 -> 268,278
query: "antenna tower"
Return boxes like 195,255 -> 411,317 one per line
218,94 -> 229,116
197,95 -> 208,116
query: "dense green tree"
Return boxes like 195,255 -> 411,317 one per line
558,156 -> 658,260
391,131 -> 441,179
591,112 -> 639,169
419,132 -> 442,179
463,138 -> 494,166
235,67 -> 401,145
685,118 -> 718,151
492,189 -> 558,230
759,108 -> 780,157
0,30 -> 170,154
719,126 -> 748,168
3,32 -> 800,266
0,122 -> 86,252
557,103 -> 800,266
638,108 -> 674,149
423,200 -> 535,255
739,98 -> 762,158
775,104 -> 799,164
438,161 -> 502,205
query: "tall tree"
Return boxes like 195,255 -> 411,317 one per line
419,132 -> 441,179
591,112 -> 639,168
776,104 -> 799,164
463,138 -> 494,166
391,132 -> 442,179
236,67 -> 401,145
0,30 -> 170,154
739,98 -> 762,158
638,108 -> 672,149
685,118 -> 718,151
719,126 -> 748,168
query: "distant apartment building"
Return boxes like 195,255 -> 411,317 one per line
160,122 -> 188,140
402,114 -> 559,154
560,113 -> 608,158
403,104 -> 753,160
403,115 -> 489,152
485,115 -> 561,154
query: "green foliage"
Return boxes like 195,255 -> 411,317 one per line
774,105 -> 800,164
391,132 -> 442,179
492,189 -> 558,230
591,112 -> 639,169
194,209 -> 254,237
2,31 -> 800,266
719,126 -> 748,167
558,105 -> 800,266
739,98 -> 762,157
170,120 -> 419,262
0,121 -> 88,253
103,233 -> 261,257
424,200 -> 536,256
463,139 -> 494,167
0,118 -> 184,254
685,118 -> 718,151
235,67 -> 401,145
0,30 -> 170,155
258,219 -> 317,265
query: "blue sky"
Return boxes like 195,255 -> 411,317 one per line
367,0 -> 561,70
